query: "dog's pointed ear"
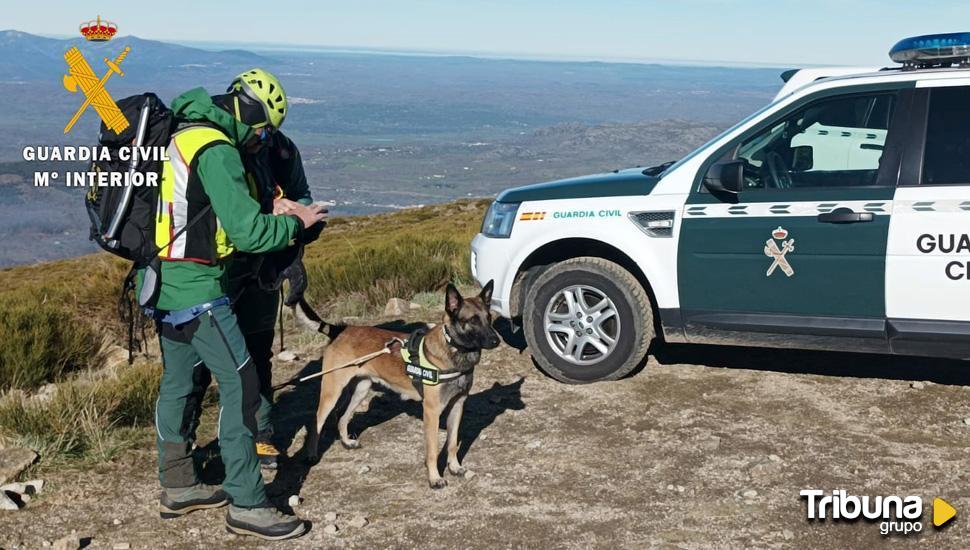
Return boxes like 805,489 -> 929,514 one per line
479,279 -> 494,307
445,283 -> 463,317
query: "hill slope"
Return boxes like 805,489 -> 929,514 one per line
0,30 -> 269,82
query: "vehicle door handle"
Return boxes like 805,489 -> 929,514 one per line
817,207 -> 874,224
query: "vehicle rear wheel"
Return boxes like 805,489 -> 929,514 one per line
523,257 -> 653,383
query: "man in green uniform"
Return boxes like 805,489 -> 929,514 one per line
187,69 -> 323,470
144,75 -> 326,540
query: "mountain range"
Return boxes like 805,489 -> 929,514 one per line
0,30 -> 784,266
0,30 -> 268,82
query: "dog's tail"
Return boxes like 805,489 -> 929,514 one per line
291,297 -> 338,346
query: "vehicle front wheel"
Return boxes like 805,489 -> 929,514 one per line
522,257 -> 654,383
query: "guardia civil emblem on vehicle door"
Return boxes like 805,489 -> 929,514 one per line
764,226 -> 795,277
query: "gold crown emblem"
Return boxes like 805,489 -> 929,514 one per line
772,226 -> 789,240
79,16 -> 118,42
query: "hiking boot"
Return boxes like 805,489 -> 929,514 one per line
256,441 -> 280,469
159,484 -> 229,519
225,504 -> 307,540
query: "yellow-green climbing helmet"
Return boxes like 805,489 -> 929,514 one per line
228,68 -> 287,129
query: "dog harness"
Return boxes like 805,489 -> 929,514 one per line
290,326 -> 474,392
400,327 -> 472,393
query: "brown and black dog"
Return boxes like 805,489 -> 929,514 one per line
293,281 -> 500,488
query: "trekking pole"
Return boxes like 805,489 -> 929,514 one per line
104,97 -> 151,246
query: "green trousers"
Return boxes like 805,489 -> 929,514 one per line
189,284 -> 279,440
156,304 -> 266,507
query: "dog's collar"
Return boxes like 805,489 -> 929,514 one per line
443,325 -> 479,353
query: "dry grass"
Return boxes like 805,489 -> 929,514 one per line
301,199 -> 487,314
0,361 -> 161,463
0,294 -> 101,391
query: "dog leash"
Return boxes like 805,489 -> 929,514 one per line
277,328 -> 472,390
295,337 -> 407,383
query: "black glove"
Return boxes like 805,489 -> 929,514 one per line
256,243 -> 302,292
280,258 -> 308,306
301,219 -> 327,244
255,242 -> 309,306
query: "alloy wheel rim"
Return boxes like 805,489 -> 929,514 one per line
543,284 -> 620,365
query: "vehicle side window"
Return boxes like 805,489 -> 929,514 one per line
732,93 -> 896,190
922,87 -> 970,185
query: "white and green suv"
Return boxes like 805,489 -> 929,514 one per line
471,33 -> 970,383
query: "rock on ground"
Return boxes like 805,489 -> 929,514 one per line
0,490 -> 20,511
383,298 -> 410,317
347,515 -> 368,528
0,448 -> 37,484
0,482 -> 26,495
52,534 -> 80,550
102,345 -> 130,370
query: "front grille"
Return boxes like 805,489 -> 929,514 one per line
629,210 -> 675,238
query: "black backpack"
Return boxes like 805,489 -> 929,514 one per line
85,93 -> 174,266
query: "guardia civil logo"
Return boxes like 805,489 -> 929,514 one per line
764,226 -> 795,277
62,16 -> 131,135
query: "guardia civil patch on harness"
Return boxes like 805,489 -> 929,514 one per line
399,328 -> 441,385
405,362 -> 439,385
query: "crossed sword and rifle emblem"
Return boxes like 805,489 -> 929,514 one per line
764,231 -> 795,277
62,45 -> 131,134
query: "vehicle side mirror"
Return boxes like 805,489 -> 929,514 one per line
703,160 -> 745,195
792,146 -> 814,172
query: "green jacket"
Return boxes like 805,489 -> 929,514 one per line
142,88 -> 301,312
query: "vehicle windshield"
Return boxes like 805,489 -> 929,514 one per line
656,100 -> 781,178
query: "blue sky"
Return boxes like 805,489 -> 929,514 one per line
6,1 -> 968,66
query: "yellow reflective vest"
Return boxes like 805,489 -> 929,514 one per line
155,126 -> 235,263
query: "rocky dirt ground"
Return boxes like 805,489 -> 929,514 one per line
3,310 -> 970,549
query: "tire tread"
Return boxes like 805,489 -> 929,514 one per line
523,257 -> 654,383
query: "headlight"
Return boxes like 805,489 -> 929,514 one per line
481,201 -> 519,238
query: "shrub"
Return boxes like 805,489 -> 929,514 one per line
0,294 -> 99,391
304,235 -> 470,310
0,362 -> 162,462
300,199 -> 487,315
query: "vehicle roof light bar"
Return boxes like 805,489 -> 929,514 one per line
889,32 -> 970,69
